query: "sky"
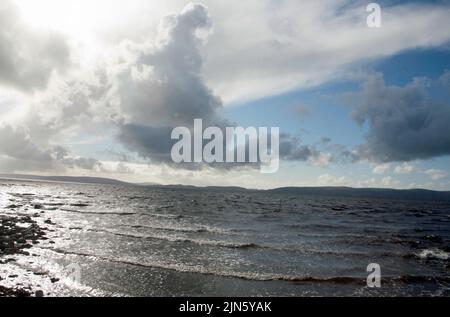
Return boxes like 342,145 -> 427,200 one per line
1,0 -> 450,189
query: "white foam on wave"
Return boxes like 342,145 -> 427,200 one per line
1,252 -> 125,297
95,228 -> 260,249
36,247 -> 338,283
417,249 -> 449,260
125,223 -> 234,235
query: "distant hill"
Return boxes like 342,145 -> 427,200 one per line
136,182 -> 160,186
0,174 -> 129,186
268,186 -> 450,201
145,184 -> 249,192
1,174 -> 450,201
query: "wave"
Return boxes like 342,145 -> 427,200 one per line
66,227 -> 405,258
69,203 -> 90,208
84,228 -> 260,249
34,247 -> 362,283
122,224 -> 233,235
59,209 -> 136,216
285,223 -> 353,230
148,213 -> 185,219
416,249 -> 450,260
37,247 -> 450,285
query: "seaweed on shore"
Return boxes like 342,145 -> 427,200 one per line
0,285 -> 31,297
0,215 -> 47,257
1,214 -> 49,297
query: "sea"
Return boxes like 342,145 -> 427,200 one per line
0,179 -> 449,297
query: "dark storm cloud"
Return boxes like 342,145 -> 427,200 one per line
0,0 -> 71,91
117,123 -> 258,170
117,124 -> 174,163
349,74 -> 450,162
279,135 -> 319,161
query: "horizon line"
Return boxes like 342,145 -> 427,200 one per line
0,173 -> 449,193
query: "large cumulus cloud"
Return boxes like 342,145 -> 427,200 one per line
109,3 -> 223,164
105,3 -> 326,168
350,73 -> 450,162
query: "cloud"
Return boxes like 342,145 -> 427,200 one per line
424,169 -> 448,181
0,0 -> 71,91
394,163 -> 416,175
279,134 -> 333,167
317,173 -> 347,186
61,157 -> 102,171
1,3 -> 334,173
439,70 -> 450,89
372,163 -> 390,175
202,0 -> 450,103
0,124 -> 52,163
349,73 -> 450,162
393,164 -> 448,181
3,0 -> 450,104
0,123 -> 101,173
99,3 -> 226,166
21,79 -> 102,144
95,3 -> 334,170
380,176 -> 397,188
1,1 -> 449,185
6,0 -> 448,104
279,136 -> 317,161
113,3 -> 221,127
290,104 -> 312,121
116,125 -> 175,164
